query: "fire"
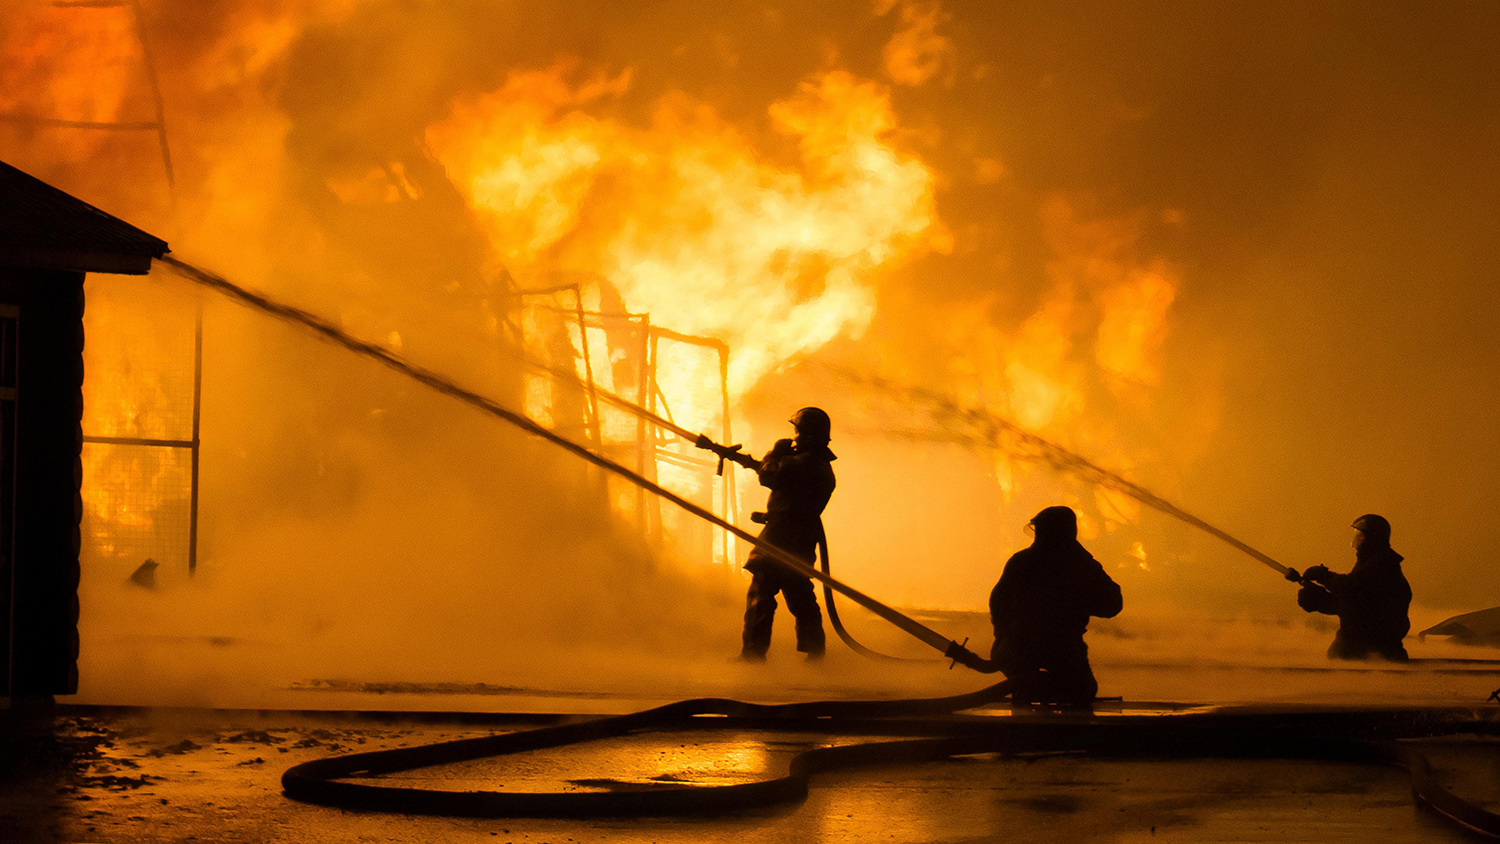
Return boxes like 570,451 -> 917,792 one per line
929,196 -> 1181,541
5,0 -> 1183,583
0,3 -> 146,133
426,63 -> 945,563
427,64 -> 944,401
78,283 -> 197,570
876,0 -> 954,87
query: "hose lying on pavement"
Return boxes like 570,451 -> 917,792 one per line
283,680 -> 1020,817
282,679 -> 1500,838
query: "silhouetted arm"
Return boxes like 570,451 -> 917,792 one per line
753,439 -> 798,489
946,641 -> 1005,673
984,562 -> 1022,674
1083,558 -> 1124,619
1297,582 -> 1339,615
1302,564 -> 1348,589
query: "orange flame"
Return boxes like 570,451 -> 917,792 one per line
930,196 -> 1181,534
0,4 -> 145,124
427,65 -> 944,401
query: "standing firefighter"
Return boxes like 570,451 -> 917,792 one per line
713,408 -> 836,662
950,506 -> 1123,706
1296,514 -> 1411,661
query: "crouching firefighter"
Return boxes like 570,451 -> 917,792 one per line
948,506 -> 1123,706
698,408 -> 836,662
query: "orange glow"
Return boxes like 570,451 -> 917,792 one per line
427,65 -> 943,403
7,0 -> 1495,712
76,278 -> 200,576
918,196 -> 1181,535
0,3 -> 148,158
876,0 -> 954,87
427,62 -> 946,557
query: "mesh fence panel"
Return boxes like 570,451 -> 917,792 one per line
83,277 -> 197,442
80,442 -> 192,581
81,274 -> 197,583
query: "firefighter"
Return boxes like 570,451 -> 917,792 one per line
735,407 -> 837,662
1296,514 -> 1411,661
949,506 -> 1123,706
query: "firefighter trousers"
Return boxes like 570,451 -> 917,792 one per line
741,568 -> 825,658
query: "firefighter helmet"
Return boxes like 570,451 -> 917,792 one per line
1352,513 -> 1391,545
790,407 -> 832,443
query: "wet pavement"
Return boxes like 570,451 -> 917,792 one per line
2,704 -> 1495,843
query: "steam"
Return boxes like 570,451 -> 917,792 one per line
1,0 -> 1496,708
819,365 -> 1293,577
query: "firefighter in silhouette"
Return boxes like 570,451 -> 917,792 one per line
948,506 -> 1123,706
1294,514 -> 1411,661
718,407 -> 836,662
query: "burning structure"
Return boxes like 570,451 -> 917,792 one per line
0,160 -> 167,699
3,1 -> 1500,839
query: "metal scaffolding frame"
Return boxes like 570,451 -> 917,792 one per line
512,285 -> 602,449
513,295 -> 738,565
646,325 -> 736,566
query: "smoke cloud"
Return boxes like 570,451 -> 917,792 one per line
2,0 -> 1497,706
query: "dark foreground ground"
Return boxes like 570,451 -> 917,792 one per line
3,702 -> 1497,844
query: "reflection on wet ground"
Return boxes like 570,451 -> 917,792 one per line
3,705 -> 1497,843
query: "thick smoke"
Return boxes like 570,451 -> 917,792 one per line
3,0 -> 1498,706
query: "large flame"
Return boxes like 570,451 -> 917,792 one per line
427,64 -> 945,400
5,0 -> 1185,581
916,196 -> 1180,547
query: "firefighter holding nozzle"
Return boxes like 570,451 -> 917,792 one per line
947,506 -> 1123,706
1292,514 -> 1411,662
699,407 -> 836,662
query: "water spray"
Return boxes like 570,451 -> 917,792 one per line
824,366 -> 1305,584
155,259 -> 1500,837
158,256 -> 962,657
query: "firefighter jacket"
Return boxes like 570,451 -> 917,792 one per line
1297,545 -> 1411,661
744,443 -> 836,574
988,539 -> 1123,674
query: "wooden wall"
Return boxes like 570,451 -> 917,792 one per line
0,267 -> 85,697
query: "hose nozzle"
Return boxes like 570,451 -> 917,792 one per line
945,637 -> 972,671
695,434 -> 751,475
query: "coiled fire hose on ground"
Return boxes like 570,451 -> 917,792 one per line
278,681 -> 1500,837
159,258 -> 1500,836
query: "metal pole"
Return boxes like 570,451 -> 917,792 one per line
647,329 -> 662,540
635,316 -> 651,535
718,343 -> 734,566
569,286 -> 601,450
187,304 -> 201,576
128,0 -> 176,200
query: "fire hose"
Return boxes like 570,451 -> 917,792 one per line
816,526 -> 935,662
158,258 -> 1500,835
690,434 -> 934,661
277,681 -> 1500,837
161,256 -> 961,659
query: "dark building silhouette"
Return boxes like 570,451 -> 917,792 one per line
0,160 -> 168,699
